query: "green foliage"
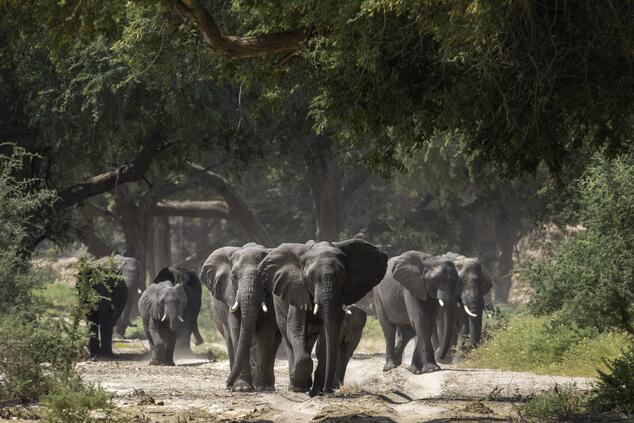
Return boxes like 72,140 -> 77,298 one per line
588,346 -> 634,415
523,153 -> 634,334
35,282 -> 78,318
518,384 -> 590,422
462,314 -> 627,377
0,312 -> 85,403
0,145 -> 55,313
41,376 -> 114,423
74,255 -> 123,327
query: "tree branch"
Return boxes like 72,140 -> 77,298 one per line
53,136 -> 163,212
174,0 -> 307,59
187,162 -> 273,246
152,200 -> 230,219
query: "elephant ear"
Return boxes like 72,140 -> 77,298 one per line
481,265 -> 493,295
390,251 -> 431,301
200,247 -> 239,306
140,284 -> 164,320
334,239 -> 388,305
258,243 -> 312,310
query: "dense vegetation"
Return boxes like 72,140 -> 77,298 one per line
0,0 -> 633,420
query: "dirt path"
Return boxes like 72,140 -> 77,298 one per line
74,342 -> 592,422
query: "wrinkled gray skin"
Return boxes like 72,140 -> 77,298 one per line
138,281 -> 187,366
95,255 -> 144,338
152,267 -> 204,354
314,305 -> 367,389
434,252 -> 492,352
259,239 -> 387,396
79,263 -> 128,358
201,243 -> 281,392
373,252 -> 458,374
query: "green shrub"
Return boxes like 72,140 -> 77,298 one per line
462,314 -> 625,377
41,376 -> 114,423
521,154 -> 634,335
588,345 -> 634,415
518,384 -> 589,422
0,312 -> 85,403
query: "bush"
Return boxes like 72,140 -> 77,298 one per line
518,384 -> 589,422
521,153 -> 634,335
461,313 -> 626,377
0,312 -> 85,403
588,345 -> 634,415
41,376 -> 114,423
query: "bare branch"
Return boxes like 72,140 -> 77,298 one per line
174,0 -> 307,59
152,200 -> 230,219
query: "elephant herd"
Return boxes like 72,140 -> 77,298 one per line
80,239 -> 491,396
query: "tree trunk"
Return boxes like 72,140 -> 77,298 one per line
149,215 -> 172,278
306,136 -> 338,242
494,226 -> 518,303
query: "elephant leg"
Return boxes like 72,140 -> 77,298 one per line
165,332 -> 177,366
409,342 -> 423,373
287,306 -> 312,392
98,303 -> 115,357
404,292 -> 440,374
375,294 -> 398,371
313,331 -> 326,393
253,318 -> 281,391
394,325 -> 415,366
148,320 -> 164,365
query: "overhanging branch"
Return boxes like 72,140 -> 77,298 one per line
153,200 -> 230,219
174,0 -> 307,59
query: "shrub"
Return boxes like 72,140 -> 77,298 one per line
518,384 -> 589,422
588,345 -> 634,415
0,312 -> 85,403
461,313 -> 625,377
521,153 -> 634,335
41,376 -> 114,423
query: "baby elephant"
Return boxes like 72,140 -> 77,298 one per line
138,280 -> 187,366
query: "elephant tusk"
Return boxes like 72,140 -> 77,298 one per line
110,304 -> 115,311
161,314 -> 167,322
463,304 -> 478,318
230,300 -> 239,313
343,306 -> 352,315
137,288 -> 142,294
261,302 -> 268,313
177,316 -> 184,323
438,299 -> 445,307
313,303 -> 319,315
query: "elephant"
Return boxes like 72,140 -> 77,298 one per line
435,252 -> 492,349
98,255 -> 144,338
138,279 -> 187,366
78,258 -> 129,358
200,243 -> 281,392
314,305 -> 367,389
373,251 -> 458,374
152,267 -> 204,354
258,239 -> 387,396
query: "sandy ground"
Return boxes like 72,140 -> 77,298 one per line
70,341 -> 593,423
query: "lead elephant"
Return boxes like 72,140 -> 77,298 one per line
152,267 -> 204,354
373,252 -> 458,374
258,239 -> 387,396
78,258 -> 129,358
436,252 -> 492,348
138,279 -> 187,366
200,243 -> 281,392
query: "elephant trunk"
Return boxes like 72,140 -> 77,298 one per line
467,301 -> 484,346
226,273 -> 260,388
320,276 -> 341,394
437,296 -> 457,360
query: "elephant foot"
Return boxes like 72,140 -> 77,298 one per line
231,380 -> 255,392
383,361 -> 399,372
255,385 -> 275,392
149,359 -> 161,366
308,387 -> 323,397
406,365 -> 422,375
422,362 -> 441,373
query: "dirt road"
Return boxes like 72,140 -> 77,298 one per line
75,341 -> 592,422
